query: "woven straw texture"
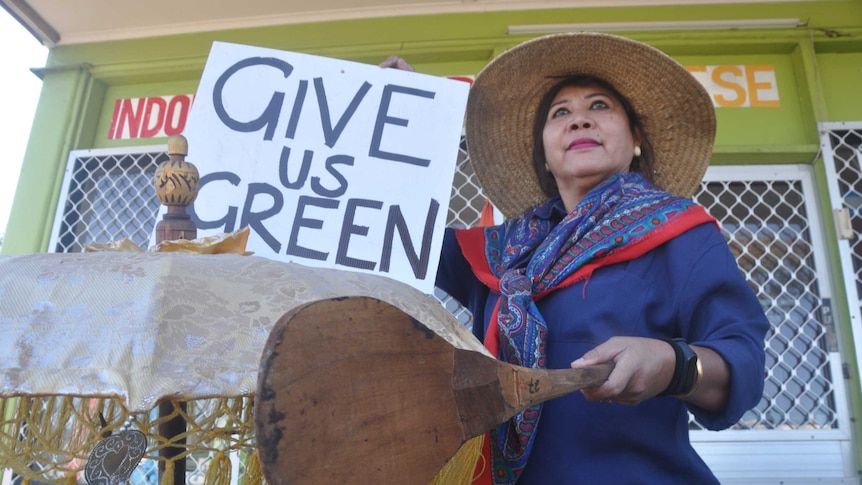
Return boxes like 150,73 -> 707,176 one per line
466,32 -> 716,218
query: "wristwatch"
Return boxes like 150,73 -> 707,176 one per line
659,338 -> 702,398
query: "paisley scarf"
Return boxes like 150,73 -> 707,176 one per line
455,172 -> 716,484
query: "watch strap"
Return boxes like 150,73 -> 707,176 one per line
658,338 -> 700,398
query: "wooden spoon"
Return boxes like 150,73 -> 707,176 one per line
255,296 -> 612,485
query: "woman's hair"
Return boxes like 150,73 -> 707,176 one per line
531,75 -> 656,197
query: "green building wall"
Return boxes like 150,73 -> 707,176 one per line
6,3 -> 861,258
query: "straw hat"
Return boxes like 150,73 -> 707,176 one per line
465,32 -> 716,219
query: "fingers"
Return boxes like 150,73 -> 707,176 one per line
570,338 -> 624,368
379,55 -> 416,72
378,55 -> 400,68
580,360 -> 632,404
572,337 -> 676,406
571,338 -> 623,402
581,388 -> 621,405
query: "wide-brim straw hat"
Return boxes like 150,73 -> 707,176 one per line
465,32 -> 716,219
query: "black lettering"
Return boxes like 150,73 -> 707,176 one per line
213,57 -> 293,141
287,196 -> 339,261
379,199 -> 439,278
369,84 -> 435,167
311,154 -> 354,198
314,77 -> 372,148
336,198 -> 383,270
278,147 -> 314,190
284,79 -> 308,140
239,183 -> 284,253
191,171 -> 240,231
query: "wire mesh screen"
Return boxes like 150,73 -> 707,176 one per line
51,151 -> 165,253
693,179 -> 836,431
436,136 -> 485,327
825,128 -> 862,329
447,137 -> 485,229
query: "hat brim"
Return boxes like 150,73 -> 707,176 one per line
465,32 -> 716,219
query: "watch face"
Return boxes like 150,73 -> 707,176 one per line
677,340 -> 699,396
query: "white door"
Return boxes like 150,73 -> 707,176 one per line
821,122 -> 862,395
692,164 -> 857,484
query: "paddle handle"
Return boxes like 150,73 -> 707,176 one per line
452,350 -> 614,439
508,362 -> 614,410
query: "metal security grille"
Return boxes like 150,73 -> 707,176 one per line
821,123 -> 862,387
436,136 -> 485,326
447,137 -> 486,228
49,147 -> 166,252
694,170 -> 838,432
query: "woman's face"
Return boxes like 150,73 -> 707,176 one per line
541,84 -> 640,197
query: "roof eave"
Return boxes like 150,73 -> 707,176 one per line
1,0 -> 59,47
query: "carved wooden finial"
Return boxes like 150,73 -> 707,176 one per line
167,133 -> 188,156
155,134 -> 200,243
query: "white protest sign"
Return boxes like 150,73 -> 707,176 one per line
179,41 -> 469,293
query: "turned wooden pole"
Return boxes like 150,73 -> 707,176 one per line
155,134 -> 200,485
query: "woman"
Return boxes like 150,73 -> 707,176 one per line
385,33 -> 768,484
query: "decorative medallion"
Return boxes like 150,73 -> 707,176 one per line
85,426 -> 147,485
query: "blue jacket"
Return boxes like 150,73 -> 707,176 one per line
436,203 -> 769,484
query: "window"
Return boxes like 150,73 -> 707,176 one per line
50,147 -> 165,253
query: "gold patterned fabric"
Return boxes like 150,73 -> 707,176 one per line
0,252 -> 490,483
0,252 -> 487,409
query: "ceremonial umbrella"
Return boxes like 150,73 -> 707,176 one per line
0,251 -> 488,484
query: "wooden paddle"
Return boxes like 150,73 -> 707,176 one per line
255,296 -> 612,484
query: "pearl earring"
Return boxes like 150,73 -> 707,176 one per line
634,146 -> 642,157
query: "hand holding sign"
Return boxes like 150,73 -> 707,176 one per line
379,55 -> 416,72
181,42 -> 469,292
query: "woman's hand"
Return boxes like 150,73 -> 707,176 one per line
570,336 -> 730,411
571,337 -> 675,406
379,55 -> 415,72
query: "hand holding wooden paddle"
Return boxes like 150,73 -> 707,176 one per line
255,296 -> 612,484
